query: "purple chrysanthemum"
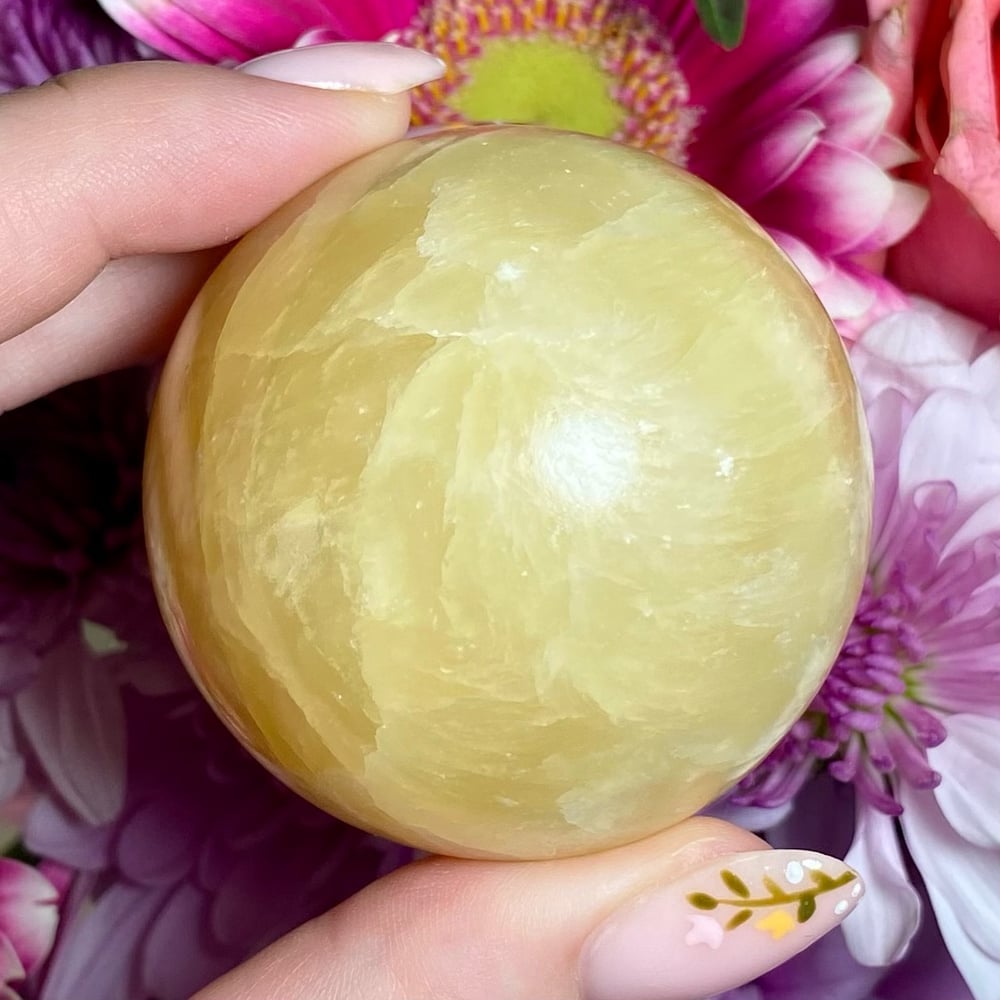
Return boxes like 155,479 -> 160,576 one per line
0,371 -> 147,663
0,0 -> 151,92
24,670 -> 411,1000
0,374 -> 412,1000
732,299 -> 1000,998
0,373 -> 152,810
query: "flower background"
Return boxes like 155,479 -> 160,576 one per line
0,1 -> 998,998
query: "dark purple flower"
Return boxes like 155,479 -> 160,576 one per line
23,663 -> 411,1000
0,372 -> 157,822
0,371 -> 149,662
0,0 -> 151,93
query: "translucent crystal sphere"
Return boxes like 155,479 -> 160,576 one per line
144,126 -> 872,860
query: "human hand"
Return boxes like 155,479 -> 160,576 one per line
0,44 -> 864,998
0,42 -> 438,411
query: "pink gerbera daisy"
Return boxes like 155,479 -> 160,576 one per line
95,0 -> 927,333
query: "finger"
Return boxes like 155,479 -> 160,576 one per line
0,252 -> 219,412
0,45 -> 441,344
195,819 -> 865,1000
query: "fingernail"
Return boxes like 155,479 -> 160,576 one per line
238,41 -> 445,94
581,850 -> 864,1000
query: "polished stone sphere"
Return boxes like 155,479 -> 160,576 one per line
144,126 -> 872,860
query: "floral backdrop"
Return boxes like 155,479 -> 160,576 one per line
0,1 -> 998,998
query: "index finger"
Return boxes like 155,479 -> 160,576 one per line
0,46 -> 437,343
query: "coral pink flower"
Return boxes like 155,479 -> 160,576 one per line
733,298 -> 1000,999
864,0 -> 1000,326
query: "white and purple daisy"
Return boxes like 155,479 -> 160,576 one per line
734,299 -> 1000,999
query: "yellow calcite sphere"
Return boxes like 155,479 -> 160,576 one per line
145,126 -> 872,861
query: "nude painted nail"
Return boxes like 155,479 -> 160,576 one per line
581,850 -> 864,1000
238,42 -> 445,94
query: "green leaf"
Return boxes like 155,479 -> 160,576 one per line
721,869 -> 751,898
797,895 -> 817,923
727,909 -> 754,930
810,870 -> 837,891
694,0 -> 748,50
688,892 -> 719,910
3,841 -> 39,865
762,876 -> 784,898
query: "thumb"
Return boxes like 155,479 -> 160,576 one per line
0,43 -> 443,410
195,818 -> 865,1000
0,44 -> 443,343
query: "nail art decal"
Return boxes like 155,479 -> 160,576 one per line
684,856 -> 859,945
580,850 -> 864,1000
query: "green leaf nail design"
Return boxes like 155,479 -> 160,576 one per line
685,865 -> 856,930
762,876 -> 783,897
811,870 -> 837,891
688,892 -> 719,911
721,870 -> 751,898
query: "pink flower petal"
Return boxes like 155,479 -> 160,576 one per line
970,345 -> 1000,418
941,494 -> 1000,561
0,936 -> 24,984
726,111 -> 824,203
929,715 -> 1000,848
294,26 -> 345,45
172,0 -> 339,52
869,133 -> 921,170
14,640 -> 126,826
851,301 -> 987,402
24,798 -> 112,872
0,859 -> 59,974
773,231 -> 909,340
672,0 -> 837,114
737,29 -> 863,131
860,389 -> 908,557
807,64 -> 892,152
897,391 -> 1000,519
936,0 -> 1000,240
317,0 -> 418,40
851,177 -> 929,254
899,785 -> 1000,987
701,798 -> 793,830
37,883 -> 166,1000
98,0 -> 267,62
863,0 -> 937,136
141,883 -> 231,998
842,801 -> 921,964
96,0 -> 211,61
98,0 -> 416,62
755,142 -> 895,255
0,723 -> 25,808
888,169 -> 1000,328
114,799 -> 202,886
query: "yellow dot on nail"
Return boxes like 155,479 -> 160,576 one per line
755,910 -> 797,940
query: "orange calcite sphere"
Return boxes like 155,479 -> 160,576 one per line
144,126 -> 872,860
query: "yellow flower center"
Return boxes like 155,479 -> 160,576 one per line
385,0 -> 699,163
451,36 -> 625,138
